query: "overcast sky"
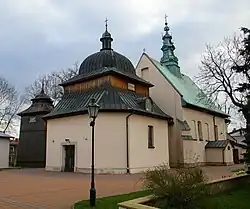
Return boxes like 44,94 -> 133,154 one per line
1,0 -> 250,92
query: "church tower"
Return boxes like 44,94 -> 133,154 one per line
160,16 -> 181,78
17,87 -> 54,168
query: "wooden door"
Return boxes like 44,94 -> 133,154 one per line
233,149 -> 239,164
64,145 -> 75,172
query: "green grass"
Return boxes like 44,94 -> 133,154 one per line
74,186 -> 250,209
208,185 -> 250,209
74,190 -> 149,209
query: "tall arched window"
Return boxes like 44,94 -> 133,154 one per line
191,120 -> 197,139
198,121 -> 203,140
205,123 -> 209,141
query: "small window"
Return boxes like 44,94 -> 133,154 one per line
198,121 -> 203,140
127,83 -> 135,91
29,116 -> 36,123
148,125 -> 154,148
228,146 -> 230,150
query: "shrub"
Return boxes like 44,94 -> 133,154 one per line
141,164 -> 211,209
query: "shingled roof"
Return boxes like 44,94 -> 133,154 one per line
44,84 -> 172,121
205,140 -> 231,149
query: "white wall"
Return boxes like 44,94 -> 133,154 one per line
136,54 -> 183,166
183,140 -> 207,164
183,108 -> 227,141
46,112 -> 169,174
206,148 -> 223,163
129,114 -> 169,173
0,139 -> 10,168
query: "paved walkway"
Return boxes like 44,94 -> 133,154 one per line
0,164 -> 244,209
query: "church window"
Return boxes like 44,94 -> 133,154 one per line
127,83 -> 135,91
29,116 -> 36,123
191,120 -> 197,139
214,125 -> 218,140
205,123 -> 209,141
148,125 -> 154,148
198,121 -> 203,140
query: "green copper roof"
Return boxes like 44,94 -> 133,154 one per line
147,55 -> 228,117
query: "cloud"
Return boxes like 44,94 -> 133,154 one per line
0,0 -> 250,92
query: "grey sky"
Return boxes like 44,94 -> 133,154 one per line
0,0 -> 250,92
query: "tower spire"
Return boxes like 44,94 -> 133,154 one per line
100,18 -> 113,51
160,15 -> 181,77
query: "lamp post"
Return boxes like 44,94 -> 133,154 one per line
87,98 -> 100,207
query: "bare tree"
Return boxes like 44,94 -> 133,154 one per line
25,62 -> 79,104
196,31 -> 248,127
0,76 -> 24,132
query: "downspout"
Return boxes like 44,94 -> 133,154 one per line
126,112 -> 134,174
222,148 -> 225,165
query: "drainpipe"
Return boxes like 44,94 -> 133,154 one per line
222,148 -> 225,165
126,112 -> 134,174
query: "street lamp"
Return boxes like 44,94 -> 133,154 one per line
87,97 -> 100,207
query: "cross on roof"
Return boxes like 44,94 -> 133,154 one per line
164,14 -> 168,23
105,17 -> 108,30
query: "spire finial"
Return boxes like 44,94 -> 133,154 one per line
143,48 -> 146,53
105,17 -> 108,31
100,18 -> 113,51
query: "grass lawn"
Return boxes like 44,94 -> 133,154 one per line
74,185 -> 250,209
208,185 -> 250,209
74,190 -> 149,209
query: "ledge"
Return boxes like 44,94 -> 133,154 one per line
118,195 -> 158,209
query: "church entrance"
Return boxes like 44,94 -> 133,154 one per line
63,145 -> 75,172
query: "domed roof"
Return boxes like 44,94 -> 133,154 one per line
79,50 -> 136,76
79,23 -> 136,76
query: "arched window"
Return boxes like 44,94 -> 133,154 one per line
191,120 -> 197,139
205,123 -> 209,141
198,121 -> 203,140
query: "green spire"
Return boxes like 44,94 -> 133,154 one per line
160,15 -> 181,77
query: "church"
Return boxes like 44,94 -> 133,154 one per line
44,23 -> 172,174
136,18 -> 234,166
43,18 -> 235,174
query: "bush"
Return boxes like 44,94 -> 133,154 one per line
141,164 -> 211,209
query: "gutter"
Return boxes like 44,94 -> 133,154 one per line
126,112 -> 134,174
